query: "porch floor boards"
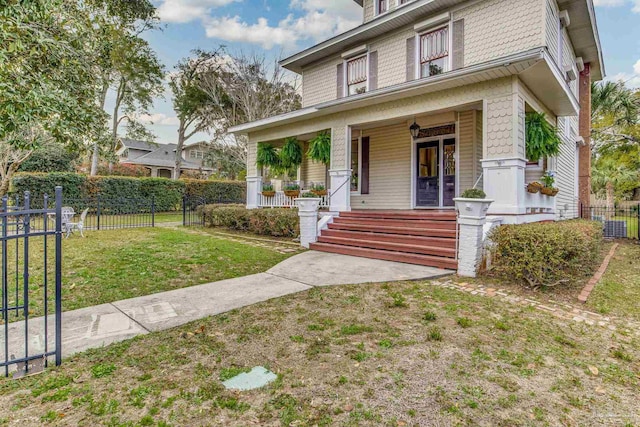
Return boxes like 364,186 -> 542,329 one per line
310,210 -> 458,270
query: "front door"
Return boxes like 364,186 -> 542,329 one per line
442,138 -> 456,207
416,141 -> 439,207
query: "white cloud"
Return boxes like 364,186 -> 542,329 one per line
157,0 -> 240,24
201,1 -> 361,49
593,0 -> 640,12
606,58 -> 640,88
136,113 -> 181,126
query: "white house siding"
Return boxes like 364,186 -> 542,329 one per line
458,110 -> 476,192
555,117 -> 579,219
545,0 -> 560,65
562,27 -> 579,98
363,0 -> 375,23
301,142 -> 327,186
249,77 -> 514,177
301,56 -> 343,107
454,0 -> 544,68
370,28 -> 415,89
351,123 -> 412,209
302,0 -> 545,108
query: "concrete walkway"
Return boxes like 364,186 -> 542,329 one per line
1,252 -> 452,365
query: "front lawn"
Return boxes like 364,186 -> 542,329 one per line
4,227 -> 298,318
1,280 -> 638,426
587,242 -> 640,320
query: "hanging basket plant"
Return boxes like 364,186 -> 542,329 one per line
525,112 -> 561,163
280,137 -> 303,170
307,131 -> 331,165
257,143 -> 282,171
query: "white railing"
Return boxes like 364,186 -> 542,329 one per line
258,191 -> 329,209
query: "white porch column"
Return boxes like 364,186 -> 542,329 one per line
481,158 -> 527,215
246,176 -> 262,210
329,169 -> 352,212
454,198 -> 493,277
296,198 -> 320,248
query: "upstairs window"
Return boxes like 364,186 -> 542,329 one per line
420,27 -> 449,78
189,150 -> 204,159
377,0 -> 388,14
346,55 -> 368,95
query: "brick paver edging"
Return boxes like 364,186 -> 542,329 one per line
578,243 -> 619,303
429,278 -> 640,337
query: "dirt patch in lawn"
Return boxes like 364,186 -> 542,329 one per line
0,281 -> 638,426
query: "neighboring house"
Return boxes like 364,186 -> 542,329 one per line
116,138 -> 213,178
229,0 -> 604,270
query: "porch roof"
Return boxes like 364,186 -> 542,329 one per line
229,49 -> 576,136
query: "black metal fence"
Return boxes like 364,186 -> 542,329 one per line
182,196 -> 243,227
1,188 -> 63,377
583,205 -> 640,239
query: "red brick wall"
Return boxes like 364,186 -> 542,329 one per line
578,63 -> 591,218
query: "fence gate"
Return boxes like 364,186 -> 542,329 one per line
182,196 -> 207,227
586,205 -> 640,240
1,187 -> 63,377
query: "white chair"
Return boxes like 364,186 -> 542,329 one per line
65,208 -> 89,238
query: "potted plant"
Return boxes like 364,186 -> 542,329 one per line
283,184 -> 300,198
261,183 -> 275,197
540,172 -> 559,196
310,184 -> 327,196
300,191 -> 319,198
453,188 -> 494,218
525,112 -> 561,163
257,143 -> 281,171
527,181 -> 543,193
280,137 -> 303,171
307,131 -> 331,165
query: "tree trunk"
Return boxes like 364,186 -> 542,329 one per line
175,122 -> 185,180
0,161 -> 24,197
0,177 -> 11,198
90,81 -> 110,176
606,181 -> 614,220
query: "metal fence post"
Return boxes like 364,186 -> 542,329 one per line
96,194 -> 101,231
182,195 -> 187,227
54,186 -> 62,366
151,195 -> 155,228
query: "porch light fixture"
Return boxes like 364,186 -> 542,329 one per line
409,120 -> 421,138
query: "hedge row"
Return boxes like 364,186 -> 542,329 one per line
487,220 -> 603,289
11,173 -> 246,211
200,205 -> 299,237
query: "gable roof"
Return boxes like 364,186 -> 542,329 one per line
123,143 -> 211,170
119,138 -> 159,152
280,0 -> 604,80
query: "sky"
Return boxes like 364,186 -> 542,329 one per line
128,0 -> 640,145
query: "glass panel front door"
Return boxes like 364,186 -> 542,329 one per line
416,141 -> 439,207
443,138 -> 456,207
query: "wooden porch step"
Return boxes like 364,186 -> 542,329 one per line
333,217 -> 457,230
328,222 -> 457,238
321,229 -> 457,249
340,210 -> 457,221
317,236 -> 456,258
309,242 -> 458,270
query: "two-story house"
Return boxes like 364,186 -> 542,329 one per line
229,0 -> 604,270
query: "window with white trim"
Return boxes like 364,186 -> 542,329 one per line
346,55 -> 368,96
189,150 -> 204,159
419,27 -> 449,78
350,138 -> 361,192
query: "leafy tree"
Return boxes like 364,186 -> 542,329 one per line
0,0 -> 106,195
169,49 -> 225,179
592,158 -> 638,212
591,81 -> 640,150
19,142 -> 79,173
203,140 -> 246,180
88,0 -> 161,175
197,50 -> 302,171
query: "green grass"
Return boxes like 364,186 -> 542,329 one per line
2,227 -> 296,319
587,242 -> 640,320
3,277 -> 638,426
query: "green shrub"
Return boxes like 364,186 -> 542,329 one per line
11,173 -> 245,210
201,205 -> 299,237
487,220 -> 603,289
460,188 -> 486,199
